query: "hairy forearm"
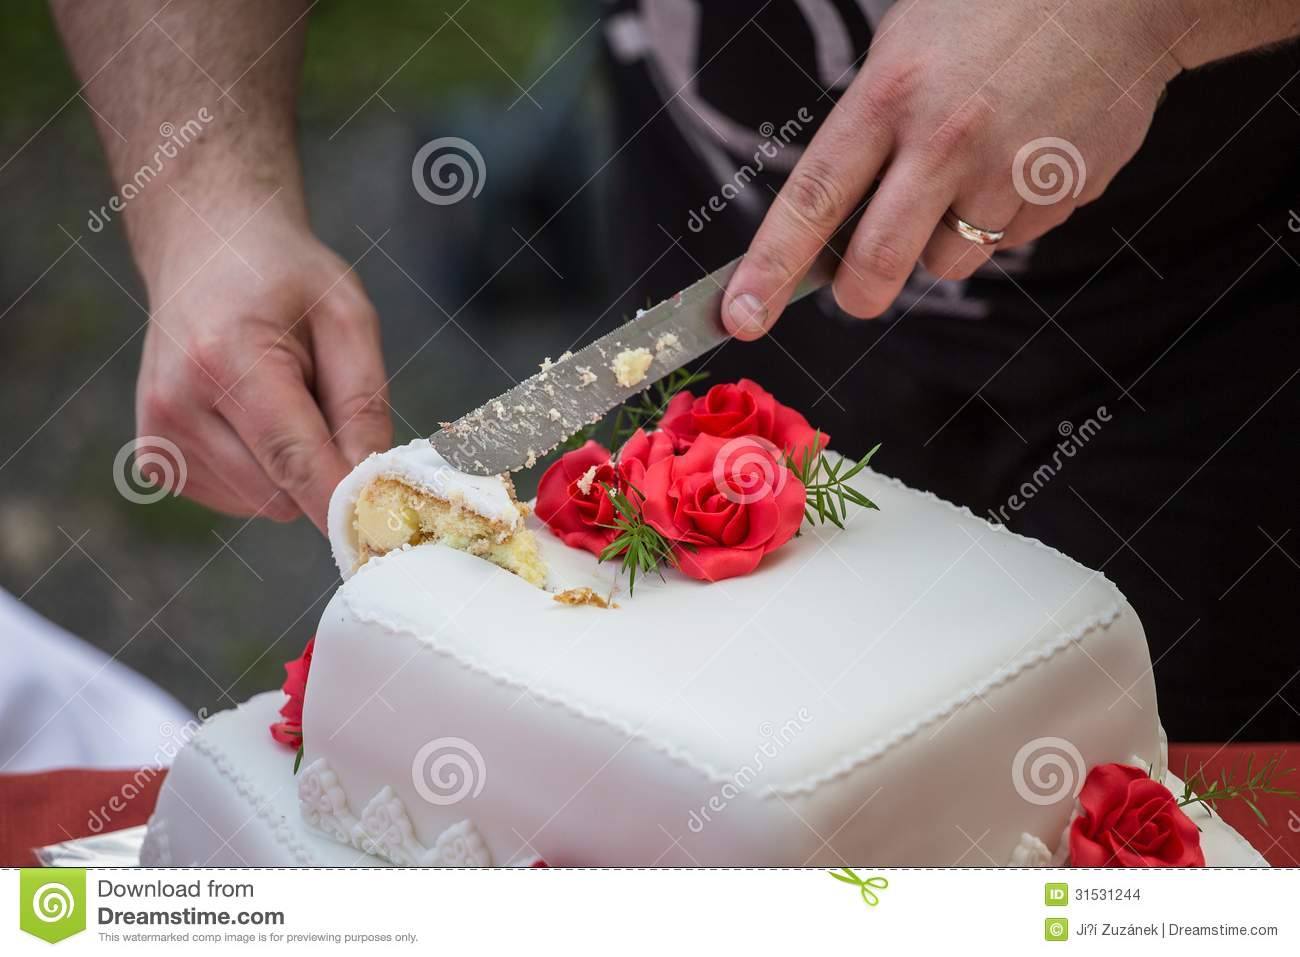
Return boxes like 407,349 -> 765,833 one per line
50,0 -> 311,282
1170,0 -> 1300,69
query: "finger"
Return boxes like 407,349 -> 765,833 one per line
220,354 -> 353,533
831,159 -> 957,319
722,89 -> 895,340
191,417 -> 302,522
177,473 -> 274,519
310,296 -> 392,466
995,200 -> 1077,249
140,393 -> 302,521
919,192 -> 1023,282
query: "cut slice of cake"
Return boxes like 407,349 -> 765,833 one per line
326,439 -> 547,587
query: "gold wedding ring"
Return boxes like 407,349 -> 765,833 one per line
942,208 -> 1005,245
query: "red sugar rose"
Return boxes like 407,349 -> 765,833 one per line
534,441 -> 619,556
639,433 -> 805,582
659,378 -> 828,463
615,427 -> 676,488
270,637 -> 314,748
537,431 -> 678,557
1069,763 -> 1204,867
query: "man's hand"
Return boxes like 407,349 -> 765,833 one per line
52,0 -> 393,531
723,0 -> 1192,336
137,207 -> 390,530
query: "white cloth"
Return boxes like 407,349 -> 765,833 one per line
0,588 -> 192,772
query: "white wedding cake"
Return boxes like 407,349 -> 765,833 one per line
142,387 -> 1267,867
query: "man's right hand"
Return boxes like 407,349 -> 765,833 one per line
136,206 -> 392,531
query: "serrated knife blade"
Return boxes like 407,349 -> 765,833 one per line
430,244 -> 842,475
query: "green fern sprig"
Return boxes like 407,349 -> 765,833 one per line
596,483 -> 681,596
786,433 -> 881,528
1176,751 -> 1297,826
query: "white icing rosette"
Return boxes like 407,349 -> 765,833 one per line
423,820 -> 492,867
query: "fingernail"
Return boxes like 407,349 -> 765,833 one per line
727,293 -> 769,336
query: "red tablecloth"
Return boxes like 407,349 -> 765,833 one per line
1,745 -> 1296,867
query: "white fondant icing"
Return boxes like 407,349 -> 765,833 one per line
327,438 -> 523,577
138,815 -> 169,867
144,692 -> 1268,867
301,461 -> 1172,865
140,448 -> 1272,867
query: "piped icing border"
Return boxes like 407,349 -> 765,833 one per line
187,708 -> 318,865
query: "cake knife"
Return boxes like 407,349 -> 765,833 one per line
430,239 -> 847,475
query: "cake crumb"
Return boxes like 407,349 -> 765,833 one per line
611,347 -> 653,387
492,401 -> 507,420
576,366 -> 598,388
575,464 -> 598,495
539,351 -> 573,374
548,408 -> 562,422
553,587 -> 617,609
654,332 -> 679,355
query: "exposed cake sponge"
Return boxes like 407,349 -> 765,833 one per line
354,477 -> 547,587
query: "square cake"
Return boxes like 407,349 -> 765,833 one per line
144,427 -> 1272,866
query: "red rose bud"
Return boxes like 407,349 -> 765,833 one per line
659,378 -> 828,462
1069,763 -> 1205,867
639,434 -> 805,581
270,637 -> 315,748
535,441 -> 620,556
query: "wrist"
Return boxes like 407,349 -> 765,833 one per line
128,168 -> 311,296
1156,0 -> 1200,72
1117,0 -> 1189,94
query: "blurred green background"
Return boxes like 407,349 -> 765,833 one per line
0,1 -> 615,713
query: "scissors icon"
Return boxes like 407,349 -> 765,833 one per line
828,868 -> 889,906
